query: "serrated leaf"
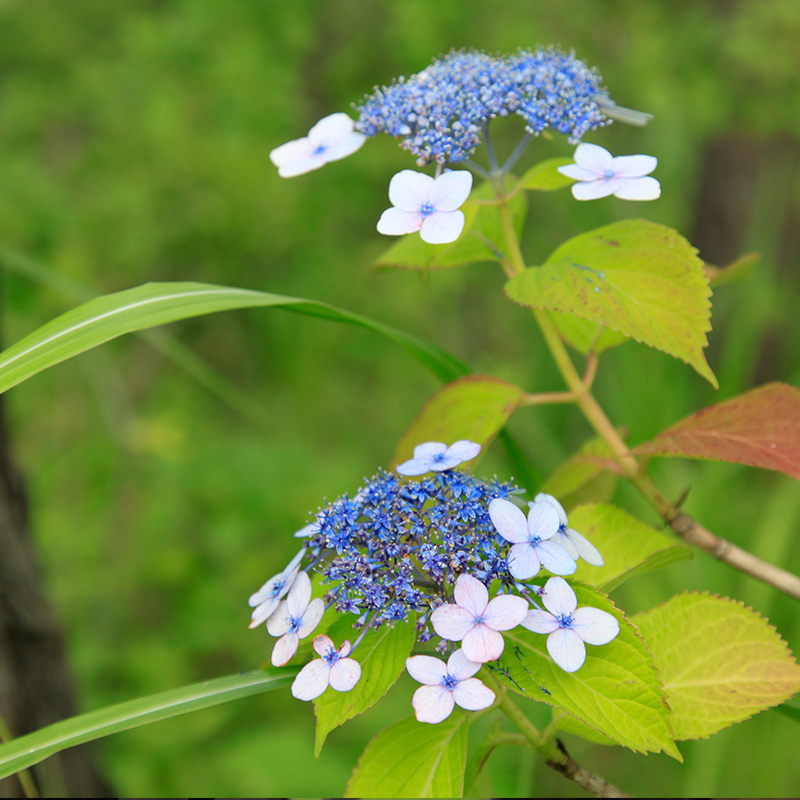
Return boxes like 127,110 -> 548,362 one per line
552,710 -> 616,746
491,582 -> 680,759
390,375 -> 524,470
374,179 -> 527,271
540,435 -> 620,508
505,219 -> 717,387
547,311 -> 630,355
515,157 -> 574,191
567,503 -> 692,592
704,251 -> 759,287
345,713 -> 469,798
634,592 -> 800,740
632,382 -> 800,479
314,616 -> 417,755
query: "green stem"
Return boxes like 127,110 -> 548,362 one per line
0,713 -> 39,798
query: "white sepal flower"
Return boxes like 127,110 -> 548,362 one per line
266,571 -> 325,666
291,635 -> 362,701
406,649 -> 495,724
396,440 -> 481,476
531,494 -> 604,567
430,573 -> 528,662
489,498 -> 577,580
269,113 -> 366,178
558,143 -> 660,201
521,577 -> 619,673
248,548 -> 306,629
377,170 -> 473,244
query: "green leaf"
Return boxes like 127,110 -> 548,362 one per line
546,312 -> 630,355
0,670 -> 295,779
773,703 -> 800,725
314,616 -> 417,756
634,592 -> 800,740
345,713 -> 469,798
515,157 -> 574,191
632,382 -> 800,479
491,582 -> 680,759
374,179 -> 528,271
540,435 -> 620,508
567,503 -> 692,592
390,375 -> 524,469
0,281 -> 469,395
505,219 -> 717,387
704,251 -> 759,287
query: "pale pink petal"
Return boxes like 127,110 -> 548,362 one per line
406,655 -> 448,685
551,529 -> 580,561
507,542 -> 541,580
571,607 -> 620,645
377,207 -> 423,235
571,179 -> 620,201
419,210 -> 466,244
271,632 -> 299,667
291,659 -> 331,701
248,572 -> 282,607
249,597 -> 280,629
413,684 -> 455,724
286,571 -> 312,618
269,138 -> 315,168
388,170 -> 435,211
541,577 -> 577,617
278,153 -> 329,178
521,608 -> 560,635
447,649 -> 482,681
566,528 -> 604,566
396,458 -> 434,476
547,628 -> 586,673
611,154 -> 657,178
536,541 -> 577,576
430,603 -> 477,641
489,498 -> 529,544
445,440 -> 481,462
462,624 -> 504,662
414,442 -> 447,459
321,135 -> 367,163
312,634 -> 335,657
429,171 -> 473,211
558,164 -> 601,182
612,176 -> 661,201
527,501 -> 561,541
573,142 -> 614,174
266,600 -> 292,636
337,640 -> 353,658
453,574 -> 488,617
329,657 -> 361,692
297,598 -> 325,638
452,678 -> 495,711
307,112 -> 356,143
482,594 -> 529,631
533,493 -> 568,526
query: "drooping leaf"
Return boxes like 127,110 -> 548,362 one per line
0,670 -> 296,779
374,179 -> 528,271
632,382 -> 800,479
492,582 -> 680,759
703,251 -> 759,287
567,503 -> 692,592
0,281 -> 469,395
546,312 -> 630,355
540,435 -> 620,508
504,219 -> 717,386
515,157 -> 574,191
314,616 -> 417,755
634,592 -> 800,740
345,713 -> 469,799
390,376 -> 524,469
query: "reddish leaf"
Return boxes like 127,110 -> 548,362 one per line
633,383 -> 800,478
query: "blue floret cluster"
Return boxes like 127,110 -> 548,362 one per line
354,47 -> 609,165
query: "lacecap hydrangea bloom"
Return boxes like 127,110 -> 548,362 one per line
248,440 -> 619,714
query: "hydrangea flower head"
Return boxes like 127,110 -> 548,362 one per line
532,493 -> 604,566
396,439 -> 481,476
522,576 -> 619,672
266,571 -> 325,666
270,112 -> 366,177
557,142 -> 660,201
406,649 -> 495,723
489,498 -> 577,580
291,634 -> 362,701
377,170 -> 473,244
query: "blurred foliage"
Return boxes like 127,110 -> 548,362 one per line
0,0 -> 799,796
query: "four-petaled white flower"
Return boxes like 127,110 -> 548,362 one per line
291,634 -> 362,701
406,649 -> 495,724
531,493 -> 604,567
377,170 -> 473,244
248,548 -> 306,629
270,113 -> 366,178
430,573 -> 528,662
522,576 -> 619,673
557,143 -> 660,201
266,571 -> 324,666
396,440 -> 481,476
489,498 -> 577,580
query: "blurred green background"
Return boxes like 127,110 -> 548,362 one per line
1,0 -> 799,796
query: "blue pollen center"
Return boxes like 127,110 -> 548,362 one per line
432,452 -> 446,462
323,646 -> 341,666
603,168 -> 614,178
288,616 -> 302,634
419,202 -> 436,218
269,579 -> 286,598
441,673 -> 459,691
557,613 -> 574,628
530,536 -> 542,546
313,144 -> 327,156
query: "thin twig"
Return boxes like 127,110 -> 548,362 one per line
545,739 -> 630,798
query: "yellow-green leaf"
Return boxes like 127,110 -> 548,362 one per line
515,157 -> 574,191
